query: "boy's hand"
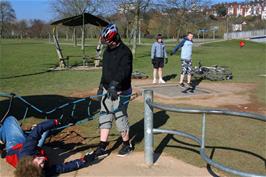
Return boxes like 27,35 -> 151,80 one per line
107,87 -> 118,101
83,152 -> 95,163
29,124 -> 37,130
96,84 -> 104,101
108,81 -> 119,101
59,117 -> 75,126
165,58 -> 168,64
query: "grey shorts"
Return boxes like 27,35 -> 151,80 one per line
181,59 -> 192,75
99,88 -> 132,132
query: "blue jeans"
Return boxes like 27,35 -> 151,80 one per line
0,116 -> 49,152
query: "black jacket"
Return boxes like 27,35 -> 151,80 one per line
100,42 -> 133,91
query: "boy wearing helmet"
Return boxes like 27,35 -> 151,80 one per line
151,34 -> 168,84
91,24 -> 133,159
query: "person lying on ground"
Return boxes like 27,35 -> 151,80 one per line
0,115 -> 93,177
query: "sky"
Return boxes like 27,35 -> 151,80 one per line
9,0 -> 54,22
9,0 -> 246,22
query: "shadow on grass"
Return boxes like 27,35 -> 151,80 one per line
154,135 -> 266,176
0,94 -> 100,124
0,70 -> 54,80
163,74 -> 177,81
137,53 -> 151,59
110,110 -> 170,152
2,42 -> 45,46
181,78 -> 203,93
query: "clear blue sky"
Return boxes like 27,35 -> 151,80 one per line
10,0 -> 245,22
9,0 -> 54,22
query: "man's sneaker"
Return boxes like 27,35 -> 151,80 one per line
179,83 -> 185,87
158,79 -> 166,84
90,145 -> 108,160
153,79 -> 157,84
117,144 -> 133,157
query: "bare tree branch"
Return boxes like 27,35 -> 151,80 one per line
0,0 -> 16,38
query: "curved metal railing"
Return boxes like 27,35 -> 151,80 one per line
143,90 -> 266,177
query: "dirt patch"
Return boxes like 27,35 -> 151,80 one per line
133,79 -> 266,114
64,152 -> 212,177
69,79 -> 265,114
222,100 -> 266,114
47,126 -> 87,145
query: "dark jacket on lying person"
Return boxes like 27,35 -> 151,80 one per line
5,119 -> 87,176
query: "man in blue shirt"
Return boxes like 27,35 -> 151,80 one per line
151,34 -> 168,84
170,32 -> 194,87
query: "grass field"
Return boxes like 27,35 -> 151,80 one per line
0,38 -> 266,176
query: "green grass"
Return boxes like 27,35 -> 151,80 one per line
0,39 -> 266,176
135,40 -> 266,82
135,39 -> 266,103
0,39 -> 101,95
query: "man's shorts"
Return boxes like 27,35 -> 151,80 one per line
99,88 -> 132,132
181,59 -> 192,75
152,58 -> 164,69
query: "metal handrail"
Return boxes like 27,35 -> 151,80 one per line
148,100 -> 266,121
143,90 -> 266,177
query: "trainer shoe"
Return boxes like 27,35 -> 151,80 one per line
117,143 -> 133,157
153,79 -> 157,84
158,79 -> 165,84
90,145 -> 109,160
179,83 -> 185,87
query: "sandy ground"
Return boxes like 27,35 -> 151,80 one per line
0,151 -> 212,177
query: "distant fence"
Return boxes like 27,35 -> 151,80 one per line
224,29 -> 266,40
143,90 -> 266,177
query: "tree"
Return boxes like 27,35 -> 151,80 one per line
116,0 -> 151,59
0,0 -> 16,38
166,0 -> 211,40
28,19 -> 46,38
50,0 -> 96,17
216,4 -> 227,17
16,20 -> 28,39
50,0 -> 98,50
115,2 -> 135,38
